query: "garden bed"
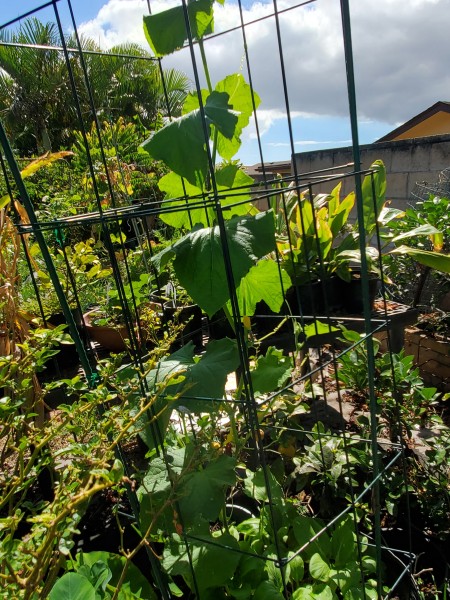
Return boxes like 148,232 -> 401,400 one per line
404,326 -> 450,392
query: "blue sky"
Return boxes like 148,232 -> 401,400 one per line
2,0 -> 448,166
2,1 -> 107,28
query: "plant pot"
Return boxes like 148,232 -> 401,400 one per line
339,272 -> 380,314
286,276 -> 344,316
47,307 -> 83,330
83,310 -> 131,352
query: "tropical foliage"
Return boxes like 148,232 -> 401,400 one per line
0,1 -> 449,599
0,18 -> 191,154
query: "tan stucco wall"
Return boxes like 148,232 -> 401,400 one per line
292,134 -> 450,212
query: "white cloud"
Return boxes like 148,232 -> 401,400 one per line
78,0 -> 450,131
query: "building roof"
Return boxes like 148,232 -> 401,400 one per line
377,101 -> 450,142
244,160 -> 292,175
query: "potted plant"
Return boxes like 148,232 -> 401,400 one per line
273,176 -> 355,315
83,274 -> 158,352
276,160 -> 450,316
157,279 -> 203,349
337,160 -> 450,311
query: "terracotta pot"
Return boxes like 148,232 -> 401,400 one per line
83,310 -> 130,351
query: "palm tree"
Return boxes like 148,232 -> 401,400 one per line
82,42 -> 191,124
0,18 -> 191,155
0,19 -> 71,154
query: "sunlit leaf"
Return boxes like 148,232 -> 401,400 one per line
141,91 -> 238,188
230,259 -> 291,317
309,553 -> 331,582
391,223 -> 440,243
143,0 -> 214,57
362,160 -> 386,236
21,151 -> 73,179
141,110 -> 208,188
152,211 -> 276,315
391,245 -> 450,273
251,346 -> 292,396
158,164 -> 253,229
215,74 -> 260,159
49,573 -> 96,600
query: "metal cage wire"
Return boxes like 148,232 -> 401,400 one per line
0,0 -> 423,598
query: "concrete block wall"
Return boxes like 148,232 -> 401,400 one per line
403,327 -> 450,392
375,327 -> 450,392
293,134 -> 450,213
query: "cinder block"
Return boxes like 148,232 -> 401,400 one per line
385,172 -> 409,200
391,147 -> 415,172
429,141 -> 450,170
420,335 -> 450,356
405,327 -> 450,390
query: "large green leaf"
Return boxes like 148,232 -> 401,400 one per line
183,89 -> 209,114
132,339 -> 239,450
292,515 -> 331,560
251,346 -> 293,396
143,0 -> 214,57
147,338 -> 239,413
327,182 -> 354,238
330,517 -> 356,566
391,223 -> 440,243
345,583 -> 378,600
162,531 -> 241,594
141,110 -> 208,188
391,245 -> 450,273
215,74 -> 260,159
178,453 -> 237,524
138,448 -> 236,532
137,447 -> 186,533
292,583 -> 335,599
230,259 -> 291,317
215,162 -> 254,214
71,552 -> 157,599
292,585 -> 316,600
309,553 -> 331,582
244,467 -> 283,503
329,565 -> 360,594
152,211 -> 276,316
254,580 -> 285,600
206,90 -> 239,139
131,340 -> 238,454
288,553 -> 305,584
141,91 -> 238,188
158,164 -> 254,229
184,74 -> 260,160
157,172 -> 212,229
378,205 -> 405,225
49,573 -> 97,600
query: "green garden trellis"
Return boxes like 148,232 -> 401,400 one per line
0,0 -> 422,598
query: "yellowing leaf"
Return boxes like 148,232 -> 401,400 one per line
20,151 -> 73,179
